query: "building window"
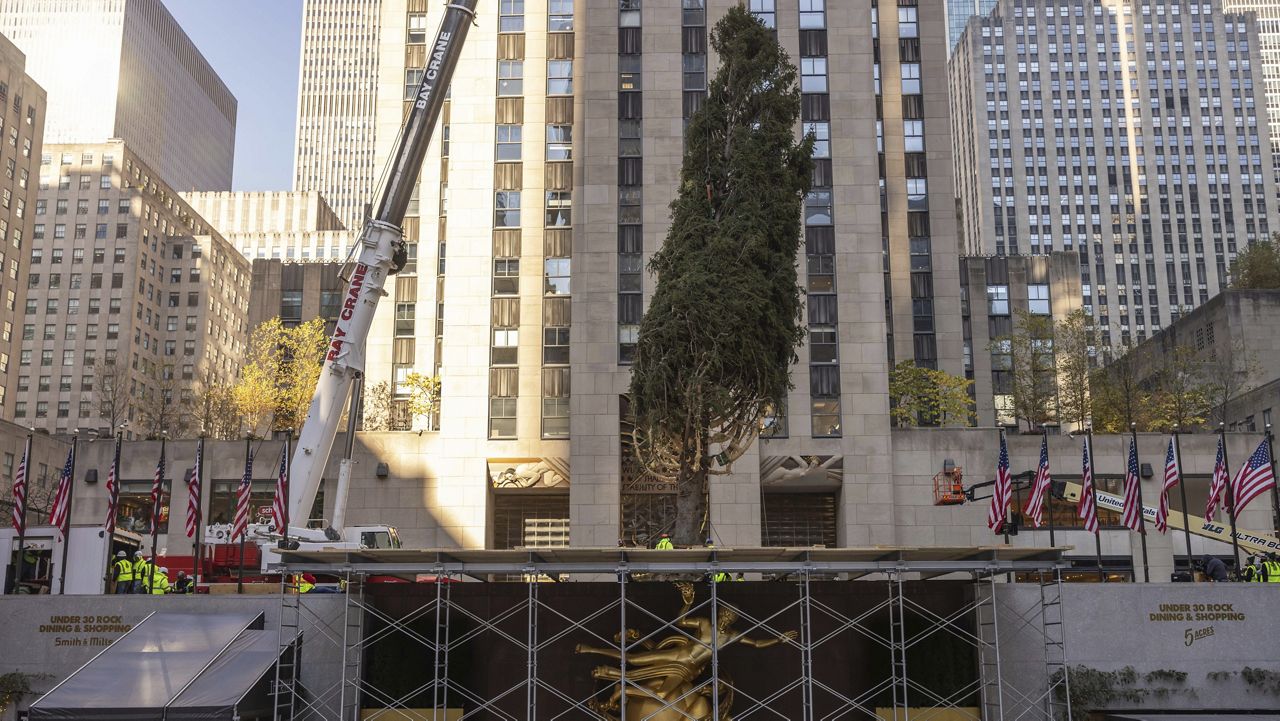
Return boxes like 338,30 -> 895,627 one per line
281,290 -> 303,322
805,191 -> 833,225
806,122 -> 830,158
496,124 -> 522,161
545,191 -> 572,227
900,63 -> 921,94
544,258 -> 570,295
492,329 -> 518,366
987,285 -> 1010,315
404,68 -> 425,101
498,61 -> 523,96
800,57 -> 828,93
544,326 -> 569,365
1028,284 -> 1050,315
548,0 -> 573,31
682,54 -> 706,91
493,258 -> 519,295
546,125 -> 572,161
407,13 -> 428,43
811,399 -> 841,437
547,60 -> 573,95
395,303 -> 416,336
903,120 -> 924,152
799,0 -> 825,28
542,368 -> 570,438
898,6 -> 918,37
490,397 -> 517,439
495,191 -> 521,227
749,0 -> 776,28
499,0 -> 524,32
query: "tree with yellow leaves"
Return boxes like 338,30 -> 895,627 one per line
232,317 -> 329,437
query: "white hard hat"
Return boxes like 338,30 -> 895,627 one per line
159,567 -> 168,573
116,551 -> 126,558
134,550 -> 144,557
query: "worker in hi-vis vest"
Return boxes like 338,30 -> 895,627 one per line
150,567 -> 171,594
111,551 -> 133,594
1265,553 -> 1280,582
132,551 -> 151,594
655,533 -> 674,550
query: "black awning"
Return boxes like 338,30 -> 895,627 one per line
28,612 -> 265,721
165,630 -> 283,721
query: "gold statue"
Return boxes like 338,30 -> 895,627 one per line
575,583 -> 796,721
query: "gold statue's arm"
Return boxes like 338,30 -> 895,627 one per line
737,630 -> 798,649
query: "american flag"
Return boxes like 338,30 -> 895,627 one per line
1229,438 -> 1276,516
185,438 -> 203,538
987,431 -> 1012,532
1154,438 -> 1180,533
1205,434 -> 1231,520
104,434 -> 121,535
270,446 -> 288,533
150,447 -> 165,537
1024,434 -> 1053,527
49,447 -> 74,541
10,441 -> 28,534
232,451 -> 254,541
1078,437 -> 1099,533
1121,437 -> 1145,533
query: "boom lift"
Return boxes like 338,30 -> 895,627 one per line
205,2 -> 478,571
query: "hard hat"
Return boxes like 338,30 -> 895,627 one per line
134,550 -> 144,558
116,551 -> 126,558
159,567 -> 168,573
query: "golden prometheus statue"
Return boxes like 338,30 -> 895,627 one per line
575,582 -> 796,721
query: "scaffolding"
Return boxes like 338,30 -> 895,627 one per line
275,547 -> 1071,721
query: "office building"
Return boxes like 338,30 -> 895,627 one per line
1222,0 -> 1280,192
0,33 -> 45,419
950,0 -> 1279,352
292,0 -> 383,230
277,0 -> 965,548
0,0 -> 236,191
17,141 -> 250,439
180,190 -> 355,261
247,258 -> 345,334
947,0 -> 999,51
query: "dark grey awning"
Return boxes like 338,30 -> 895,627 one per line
166,630 -> 282,721
1106,715 -> 1280,721
28,612 -> 266,721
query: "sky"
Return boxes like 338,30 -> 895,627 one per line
166,0 -> 303,192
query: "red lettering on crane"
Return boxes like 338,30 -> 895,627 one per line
326,264 -> 368,362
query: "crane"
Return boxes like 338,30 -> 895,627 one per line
283,0 -> 479,543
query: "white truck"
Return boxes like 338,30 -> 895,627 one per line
1,525 -> 142,595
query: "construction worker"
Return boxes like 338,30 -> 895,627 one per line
655,533 -> 674,550
1265,553 -> 1280,583
150,566 -> 171,594
1242,555 -> 1264,582
712,570 -> 731,583
291,573 -> 315,594
132,551 -> 151,594
173,571 -> 194,594
110,551 -> 133,594
1202,555 -> 1230,582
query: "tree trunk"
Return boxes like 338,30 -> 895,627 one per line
673,429 -> 709,546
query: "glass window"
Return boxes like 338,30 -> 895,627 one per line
494,258 -> 519,295
489,397 -> 517,439
987,285 -> 1010,315
806,122 -> 830,158
495,191 -> 521,227
1028,284 -> 1050,314
500,0 -> 525,32
544,258 -> 570,295
898,6 -> 918,37
281,290 -> 302,320
545,191 -> 572,227
492,329 -> 519,365
496,124 -> 522,161
682,54 -> 706,90
543,327 -> 570,365
498,61 -> 523,96
904,120 -> 925,152
799,0 -> 825,28
801,57 -> 828,93
404,68 -> 424,101
407,13 -> 428,43
546,125 -> 572,160
749,0 -> 776,28
805,190 -> 833,225
812,399 -> 841,437
547,60 -> 573,95
901,63 -> 921,94
395,303 -> 415,336
549,0 -> 573,31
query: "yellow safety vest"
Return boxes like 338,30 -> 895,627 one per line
133,559 -> 151,580
1265,561 -> 1280,582
712,571 -> 730,583
293,574 -> 315,594
150,571 -> 170,594
655,538 -> 674,550
114,558 -> 134,582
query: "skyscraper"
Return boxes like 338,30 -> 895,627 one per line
1222,0 -> 1280,188
946,0 -> 999,51
0,32 -> 46,420
950,0 -> 1278,351
292,0 -> 383,230
0,0 -> 236,192
289,0 -> 961,549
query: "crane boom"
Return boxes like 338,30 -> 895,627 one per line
287,0 -> 478,526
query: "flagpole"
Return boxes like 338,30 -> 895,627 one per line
1130,424 -> 1150,583
1044,427 -> 1056,549
1219,423 -> 1242,572
193,436 -> 206,588
238,436 -> 250,595
280,432 -> 292,549
57,431 -> 79,594
12,431 -> 32,594
1087,428 -> 1104,582
1171,427 -> 1195,582
148,435 -> 166,594
1266,423 -> 1280,537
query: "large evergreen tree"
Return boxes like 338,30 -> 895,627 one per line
628,7 -> 812,545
